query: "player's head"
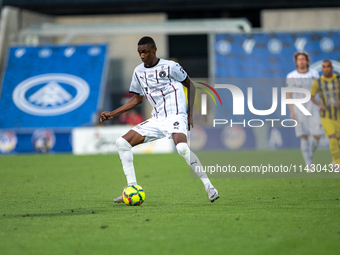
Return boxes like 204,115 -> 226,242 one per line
322,59 -> 333,77
137,36 -> 158,67
138,36 -> 156,48
294,52 -> 310,70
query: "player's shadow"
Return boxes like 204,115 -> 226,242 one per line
1,204 -> 149,219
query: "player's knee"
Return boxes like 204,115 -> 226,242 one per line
116,137 -> 132,151
313,135 -> 322,140
176,142 -> 190,158
329,134 -> 336,139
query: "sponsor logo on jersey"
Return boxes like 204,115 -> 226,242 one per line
12,73 -> 90,116
190,160 -> 198,165
159,71 -> 167,78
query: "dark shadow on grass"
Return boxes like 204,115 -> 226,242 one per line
0,204 -> 141,219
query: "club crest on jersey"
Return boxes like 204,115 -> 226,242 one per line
159,70 -> 167,78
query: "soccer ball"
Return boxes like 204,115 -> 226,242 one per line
122,185 -> 145,206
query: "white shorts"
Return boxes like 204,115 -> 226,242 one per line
294,110 -> 323,137
132,114 -> 188,143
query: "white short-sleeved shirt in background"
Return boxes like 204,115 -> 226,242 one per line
286,69 -> 323,136
129,59 -> 187,119
286,69 -> 320,113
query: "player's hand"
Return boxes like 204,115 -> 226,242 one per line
319,104 -> 327,111
187,113 -> 193,131
335,101 -> 340,108
290,112 -> 296,120
100,111 -> 112,122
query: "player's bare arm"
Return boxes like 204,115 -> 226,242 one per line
181,76 -> 196,130
100,94 -> 143,122
286,92 -> 296,119
335,100 -> 340,108
311,95 -> 327,111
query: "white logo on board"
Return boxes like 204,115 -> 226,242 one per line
268,128 -> 283,149
28,81 -> 72,106
216,40 -> 231,55
268,38 -> 282,54
320,37 -> 334,53
39,48 -> 52,58
12,73 -> 90,116
15,48 -> 26,58
294,38 -> 307,52
64,47 -> 76,57
88,47 -> 101,56
242,39 -> 256,54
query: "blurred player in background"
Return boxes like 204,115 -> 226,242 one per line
286,52 -> 322,168
100,36 -> 219,203
311,60 -> 340,165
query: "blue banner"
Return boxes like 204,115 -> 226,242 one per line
215,31 -> 340,78
190,125 -> 256,151
0,129 -> 72,154
0,44 -> 107,129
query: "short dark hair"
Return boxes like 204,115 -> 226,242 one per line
138,36 -> 156,48
323,59 -> 333,66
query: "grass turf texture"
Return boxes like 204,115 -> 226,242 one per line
1,150 -> 340,255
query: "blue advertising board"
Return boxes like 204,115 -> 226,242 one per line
0,44 -> 107,154
0,129 -> 72,154
215,31 -> 340,79
0,44 -> 107,129
190,125 -> 256,151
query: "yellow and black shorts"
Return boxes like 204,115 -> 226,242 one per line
321,117 -> 340,138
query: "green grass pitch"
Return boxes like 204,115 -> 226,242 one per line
1,149 -> 340,255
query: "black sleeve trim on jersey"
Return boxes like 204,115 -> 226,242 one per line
180,75 -> 188,83
129,91 -> 140,95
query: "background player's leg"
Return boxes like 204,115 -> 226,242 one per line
117,130 -> 145,185
309,115 -> 322,163
310,135 -> 321,163
173,133 -> 219,202
328,134 -> 340,164
300,135 -> 312,166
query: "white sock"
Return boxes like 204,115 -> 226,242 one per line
301,139 -> 311,165
116,137 -> 137,186
176,142 -> 212,189
311,137 -> 319,158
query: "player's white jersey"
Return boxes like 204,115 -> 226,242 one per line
286,69 -> 319,99
129,59 -> 187,119
286,69 -> 319,113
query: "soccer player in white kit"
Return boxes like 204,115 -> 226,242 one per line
100,36 -> 219,203
286,52 -> 323,168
